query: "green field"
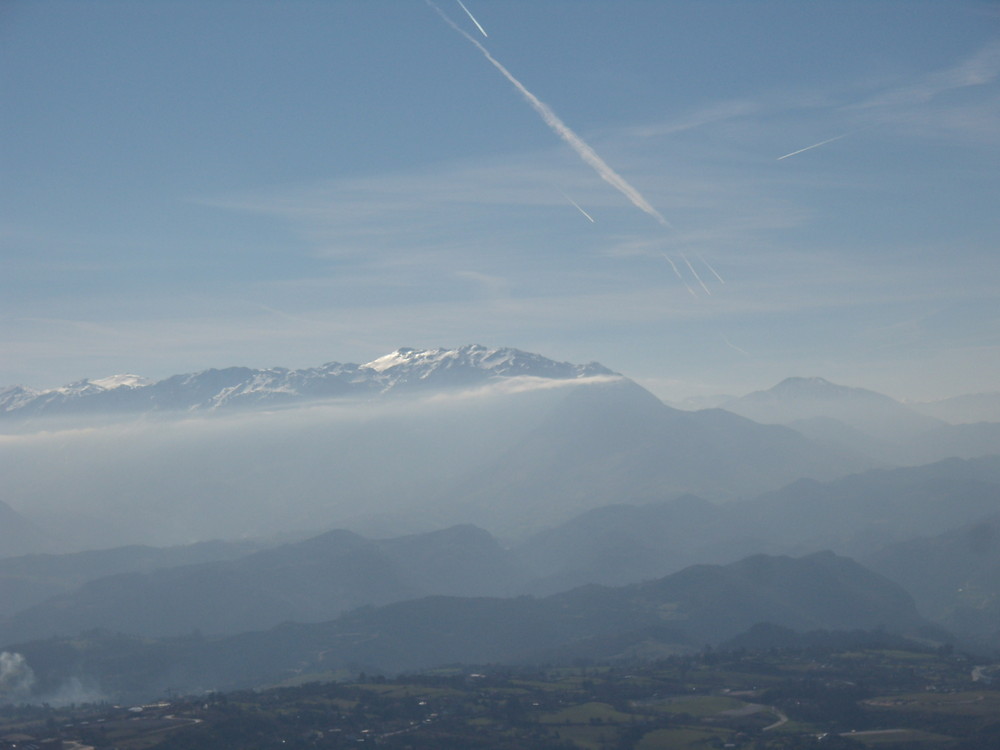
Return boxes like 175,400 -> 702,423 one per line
645,694 -> 751,717
539,701 -> 636,725
866,690 -> 1000,717
845,728 -> 957,747
636,726 -> 735,749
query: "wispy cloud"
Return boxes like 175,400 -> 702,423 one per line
453,269 -> 511,298
851,39 -> 1000,110
627,99 -> 764,139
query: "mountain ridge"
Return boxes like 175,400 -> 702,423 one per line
722,376 -> 944,442
0,345 -> 615,421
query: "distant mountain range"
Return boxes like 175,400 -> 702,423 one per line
722,376 -> 943,442
3,346 -> 1000,552
910,391 -> 1000,424
0,347 -> 879,550
7,550 -> 938,702
0,345 -> 612,421
2,347 -> 999,705
693,376 -> 1000,425
720,376 -> 1000,464
4,455 -> 999,650
7,353 -> 998,434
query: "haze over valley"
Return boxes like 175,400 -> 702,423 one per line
3,6 -> 999,745
2,345 -> 1000,704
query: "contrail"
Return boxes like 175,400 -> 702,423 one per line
455,0 -> 488,37
722,334 -> 750,356
661,253 -> 698,298
561,192 -> 595,223
777,130 -> 855,160
697,252 -> 726,284
427,1 -> 670,227
681,252 -> 711,295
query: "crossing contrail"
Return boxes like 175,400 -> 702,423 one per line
561,192 -> 595,223
697,252 -> 726,284
661,253 -> 698,298
427,1 -> 670,227
777,130 -> 858,160
455,0 -> 488,37
681,252 -> 711,295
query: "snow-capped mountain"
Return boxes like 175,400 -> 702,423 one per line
0,345 -> 615,421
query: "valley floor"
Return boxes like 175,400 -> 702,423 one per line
3,643 -> 997,750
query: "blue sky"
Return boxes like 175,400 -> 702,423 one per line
2,0 -> 999,402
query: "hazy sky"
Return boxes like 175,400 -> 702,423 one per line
3,1 -> 999,402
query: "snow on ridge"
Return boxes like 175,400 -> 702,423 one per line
360,345 -> 608,380
0,385 -> 40,411
364,348 -> 417,373
90,374 -> 153,390
42,374 -> 151,397
2,346 -> 616,419
363,345 -> 492,374
54,380 -> 109,396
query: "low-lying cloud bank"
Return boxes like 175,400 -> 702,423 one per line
0,376 -> 624,551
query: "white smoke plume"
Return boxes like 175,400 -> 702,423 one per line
0,652 -> 36,702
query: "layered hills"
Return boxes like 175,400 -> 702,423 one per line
0,525 -> 523,642
2,345 -> 1000,703
7,550 -> 936,702
4,456 -> 999,648
867,514 -> 1000,643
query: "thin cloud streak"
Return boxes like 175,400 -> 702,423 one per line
426,1 -> 671,228
777,131 -> 857,160
851,39 -> 1000,110
561,192 -> 595,223
698,253 -> 726,284
661,253 -> 698,298
455,0 -> 488,37
722,334 -> 750,357
681,252 -> 712,295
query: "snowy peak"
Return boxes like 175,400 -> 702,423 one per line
0,385 -> 40,412
364,347 -> 420,373
90,374 -> 153,391
0,346 -> 617,421
361,345 -> 612,384
53,373 -> 153,397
